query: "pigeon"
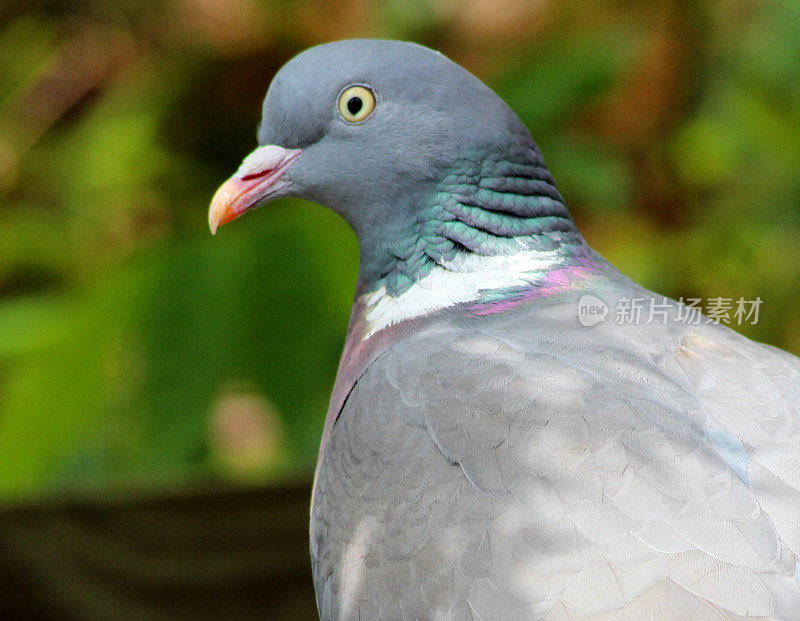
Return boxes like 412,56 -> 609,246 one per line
208,40 -> 800,620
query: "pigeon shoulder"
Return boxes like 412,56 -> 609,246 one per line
312,299 -> 800,618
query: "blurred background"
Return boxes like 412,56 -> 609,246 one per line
0,0 -> 799,616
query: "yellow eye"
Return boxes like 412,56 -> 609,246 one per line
338,85 -> 375,123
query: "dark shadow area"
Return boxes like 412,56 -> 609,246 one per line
0,482 -> 317,620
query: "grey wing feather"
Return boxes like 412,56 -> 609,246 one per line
312,299 -> 800,620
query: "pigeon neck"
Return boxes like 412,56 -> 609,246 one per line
353,148 -> 589,338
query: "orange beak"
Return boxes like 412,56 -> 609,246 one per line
208,145 -> 302,234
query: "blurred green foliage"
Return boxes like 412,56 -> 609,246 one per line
0,0 -> 798,498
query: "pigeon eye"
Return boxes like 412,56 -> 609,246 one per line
338,85 -> 375,123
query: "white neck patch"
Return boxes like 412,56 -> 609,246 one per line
360,249 -> 561,338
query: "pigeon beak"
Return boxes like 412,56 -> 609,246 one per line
208,145 -> 302,234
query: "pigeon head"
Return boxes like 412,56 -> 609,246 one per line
252,40 -> 533,225
210,40 -> 586,325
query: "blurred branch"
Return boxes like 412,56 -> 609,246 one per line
0,19 -> 135,189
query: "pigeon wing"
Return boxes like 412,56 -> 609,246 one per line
312,299 -> 800,619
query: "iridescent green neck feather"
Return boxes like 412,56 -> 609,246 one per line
358,145 -> 586,296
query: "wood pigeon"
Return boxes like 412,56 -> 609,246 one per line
209,40 -> 800,619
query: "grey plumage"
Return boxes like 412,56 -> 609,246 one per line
312,276 -> 800,619
210,39 -> 800,619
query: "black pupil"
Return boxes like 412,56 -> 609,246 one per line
347,96 -> 363,116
